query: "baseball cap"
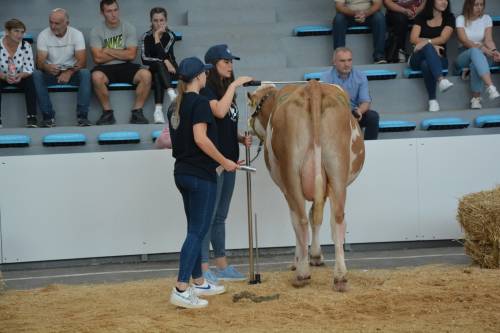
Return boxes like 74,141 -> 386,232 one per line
204,44 -> 241,64
177,57 -> 213,82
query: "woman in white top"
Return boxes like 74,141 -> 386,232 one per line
455,0 -> 500,109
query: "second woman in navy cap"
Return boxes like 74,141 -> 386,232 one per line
200,44 -> 254,283
168,56 -> 240,309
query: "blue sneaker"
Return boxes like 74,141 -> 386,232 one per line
203,269 -> 219,285
215,265 -> 246,281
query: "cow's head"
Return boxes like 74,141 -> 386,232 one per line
247,84 -> 278,142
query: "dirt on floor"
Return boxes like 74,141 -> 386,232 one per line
1,264 -> 500,333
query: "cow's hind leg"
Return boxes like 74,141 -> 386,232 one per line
309,203 -> 324,266
329,186 -> 348,292
290,209 -> 311,287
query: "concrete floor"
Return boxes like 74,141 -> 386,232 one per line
0,244 -> 470,290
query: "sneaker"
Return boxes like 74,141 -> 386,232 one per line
374,57 -> 387,64
470,97 -> 482,109
41,118 -> 56,128
167,88 -> 178,101
486,85 -> 500,100
215,265 -> 246,281
397,49 -> 406,63
192,280 -> 226,296
77,117 -> 92,126
203,269 -> 220,285
26,115 -> 38,128
130,108 -> 149,124
170,287 -> 208,309
153,106 -> 165,124
428,99 -> 440,112
96,110 -> 116,125
438,79 -> 453,93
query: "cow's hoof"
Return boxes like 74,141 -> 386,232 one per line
333,278 -> 348,292
309,256 -> 324,266
292,275 -> 311,288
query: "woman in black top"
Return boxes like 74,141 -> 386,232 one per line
168,57 -> 239,309
409,0 -> 455,112
141,7 -> 178,124
199,44 -> 253,283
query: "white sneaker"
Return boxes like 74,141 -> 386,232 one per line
438,79 -> 453,93
192,280 -> 226,296
153,106 -> 165,124
470,97 -> 482,109
170,287 -> 208,309
486,85 -> 500,100
398,49 -> 406,63
428,99 -> 440,112
167,88 -> 178,102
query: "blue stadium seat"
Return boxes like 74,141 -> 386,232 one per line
173,32 -> 183,41
474,114 -> 500,128
304,69 -> 397,81
0,134 -> 31,147
47,84 -> 79,92
404,68 -> 448,78
152,130 -> 161,142
43,133 -> 87,146
98,131 -> 140,144
453,65 -> 500,76
293,25 -> 370,37
421,117 -> 470,130
379,120 -> 417,132
0,31 -> 33,43
492,16 -> 500,27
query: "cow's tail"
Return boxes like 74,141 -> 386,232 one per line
308,80 -> 325,224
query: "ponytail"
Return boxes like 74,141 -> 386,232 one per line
170,80 -> 186,130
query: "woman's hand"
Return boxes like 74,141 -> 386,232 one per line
240,134 -> 252,147
232,76 -> 253,88
164,59 -> 176,74
221,158 -> 239,172
493,50 -> 500,63
433,45 -> 444,57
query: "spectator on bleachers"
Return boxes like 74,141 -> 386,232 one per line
320,47 -> 379,140
90,0 -> 152,125
455,0 -> 500,109
0,19 -> 37,128
200,44 -> 253,284
409,0 -> 455,112
32,8 -> 92,127
333,0 -> 387,64
140,7 -> 178,124
168,57 -> 234,309
384,0 -> 426,63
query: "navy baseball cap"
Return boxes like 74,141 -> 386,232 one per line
204,44 -> 241,64
177,57 -> 213,82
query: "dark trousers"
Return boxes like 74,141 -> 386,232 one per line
409,43 -> 448,100
175,174 -> 217,283
386,10 -> 411,51
0,75 -> 37,117
149,61 -> 174,104
359,109 -> 379,140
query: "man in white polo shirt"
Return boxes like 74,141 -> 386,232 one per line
32,8 -> 92,127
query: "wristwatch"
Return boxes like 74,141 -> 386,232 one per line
428,39 -> 432,45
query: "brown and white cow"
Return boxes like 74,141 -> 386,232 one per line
247,80 -> 365,291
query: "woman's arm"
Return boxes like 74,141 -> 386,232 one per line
193,123 -> 238,171
456,27 -> 479,49
209,76 -> 253,119
384,0 -> 409,15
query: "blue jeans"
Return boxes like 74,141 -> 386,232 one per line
32,68 -> 91,120
333,11 -> 386,61
409,43 -> 448,100
201,170 -> 236,264
455,47 -> 493,94
175,174 -> 217,283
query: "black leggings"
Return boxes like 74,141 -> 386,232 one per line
149,61 -> 175,104
0,75 -> 37,117
386,10 -> 411,51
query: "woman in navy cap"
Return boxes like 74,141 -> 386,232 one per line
200,44 -> 253,283
168,56 -> 239,309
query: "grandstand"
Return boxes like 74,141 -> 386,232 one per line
0,0 -> 500,264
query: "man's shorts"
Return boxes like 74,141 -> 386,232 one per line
92,62 -> 142,84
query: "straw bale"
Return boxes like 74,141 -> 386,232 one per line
457,186 -> 500,268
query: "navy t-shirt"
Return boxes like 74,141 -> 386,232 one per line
168,92 -> 219,182
200,85 -> 240,162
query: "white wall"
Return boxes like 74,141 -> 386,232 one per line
1,134 -> 499,263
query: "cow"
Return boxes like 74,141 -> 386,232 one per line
247,80 -> 365,291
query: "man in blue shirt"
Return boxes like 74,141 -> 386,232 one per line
320,47 -> 379,140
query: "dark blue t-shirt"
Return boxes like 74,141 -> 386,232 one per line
168,92 -> 219,182
200,85 -> 240,162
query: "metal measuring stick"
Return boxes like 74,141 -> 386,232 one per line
243,80 -> 323,87
254,213 -> 261,283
